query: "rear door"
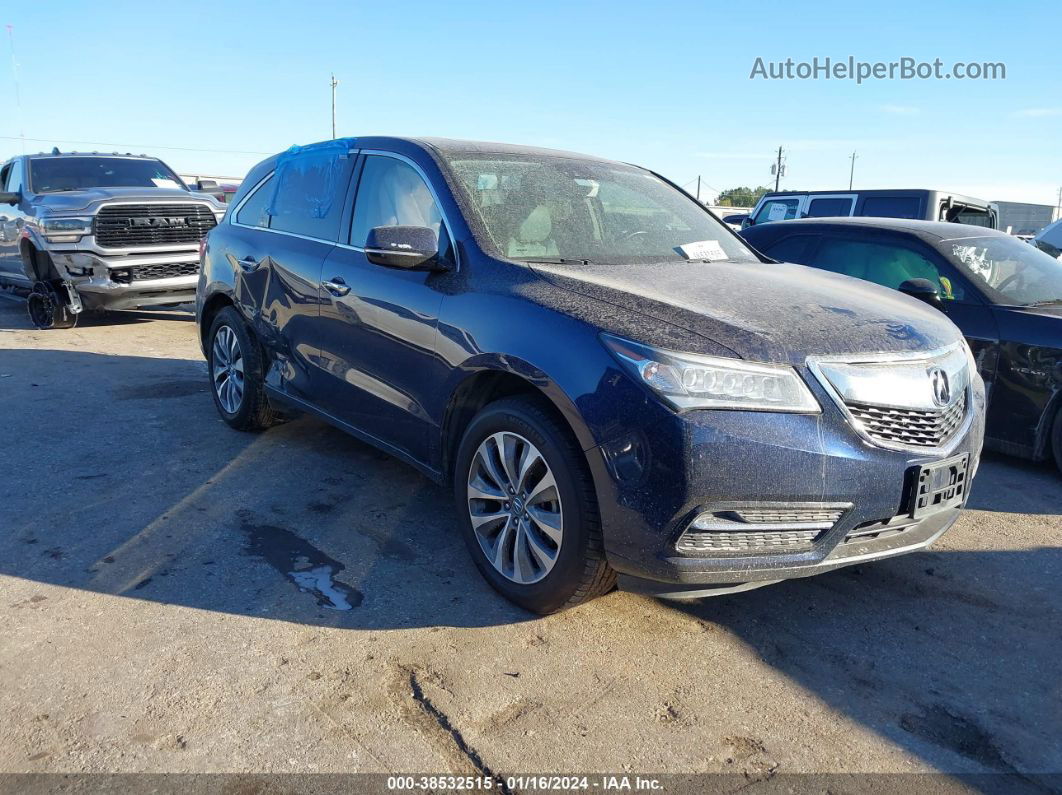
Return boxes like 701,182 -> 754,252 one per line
227,148 -> 354,400
802,193 -> 856,219
314,150 -> 457,462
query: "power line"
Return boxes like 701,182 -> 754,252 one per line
0,135 -> 272,156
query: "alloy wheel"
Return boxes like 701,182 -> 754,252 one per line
212,325 -> 245,414
466,431 -> 563,584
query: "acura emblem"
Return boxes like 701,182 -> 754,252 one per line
929,367 -> 951,407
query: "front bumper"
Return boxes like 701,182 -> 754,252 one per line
588,374 -> 986,597
49,250 -> 199,310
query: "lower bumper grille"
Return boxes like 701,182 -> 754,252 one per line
676,504 -> 849,556
111,263 -> 199,284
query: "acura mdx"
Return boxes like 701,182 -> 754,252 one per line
196,137 -> 985,613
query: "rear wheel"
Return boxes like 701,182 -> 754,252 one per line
453,396 -> 615,614
207,307 -> 276,431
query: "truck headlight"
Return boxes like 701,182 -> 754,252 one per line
42,217 -> 93,243
602,334 -> 821,413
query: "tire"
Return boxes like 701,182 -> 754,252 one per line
453,396 -> 615,614
207,306 -> 276,432
26,282 -> 77,329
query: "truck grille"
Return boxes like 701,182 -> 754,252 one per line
847,391 -> 966,449
95,204 -> 216,248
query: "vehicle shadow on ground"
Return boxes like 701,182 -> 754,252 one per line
2,347 -> 1061,776
668,544 -> 1062,779
0,347 -> 530,632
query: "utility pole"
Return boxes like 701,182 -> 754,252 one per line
696,176 -> 701,203
772,146 -> 785,191
848,151 -> 858,190
330,73 -> 339,139
1056,186 -> 1061,222
6,24 -> 24,153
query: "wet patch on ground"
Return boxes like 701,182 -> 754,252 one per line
239,516 -> 363,610
899,704 -> 1013,772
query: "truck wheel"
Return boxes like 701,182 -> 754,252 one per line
453,396 -> 615,614
207,307 -> 276,431
26,282 -> 77,330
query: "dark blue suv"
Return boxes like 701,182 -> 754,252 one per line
197,137 -> 985,613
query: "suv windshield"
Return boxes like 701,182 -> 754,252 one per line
942,234 -> 1062,306
29,157 -> 187,193
443,153 -> 757,265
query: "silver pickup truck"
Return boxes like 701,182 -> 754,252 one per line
0,150 -> 225,328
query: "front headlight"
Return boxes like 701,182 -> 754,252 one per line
42,216 -> 93,243
602,334 -> 821,413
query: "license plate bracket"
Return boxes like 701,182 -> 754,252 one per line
910,454 -> 970,519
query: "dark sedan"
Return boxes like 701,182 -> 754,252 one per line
741,218 -> 1062,472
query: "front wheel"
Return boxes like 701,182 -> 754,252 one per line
453,396 -> 615,614
207,307 -> 276,431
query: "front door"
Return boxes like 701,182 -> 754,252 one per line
0,160 -> 24,279
315,152 -> 457,463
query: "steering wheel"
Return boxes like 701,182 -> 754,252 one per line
621,229 -> 649,243
996,271 -> 1027,294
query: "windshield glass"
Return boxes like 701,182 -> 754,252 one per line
941,234 -> 1062,306
29,157 -> 187,193
443,153 -> 757,265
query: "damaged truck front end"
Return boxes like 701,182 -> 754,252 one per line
0,153 -> 224,329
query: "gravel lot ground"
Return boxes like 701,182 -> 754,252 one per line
0,296 -> 1059,783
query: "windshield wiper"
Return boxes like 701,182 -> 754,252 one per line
1022,299 -> 1062,307
519,258 -> 593,265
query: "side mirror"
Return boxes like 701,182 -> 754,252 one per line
196,179 -> 219,191
0,191 -> 19,205
721,214 -> 746,226
364,225 -> 446,271
899,278 -> 943,307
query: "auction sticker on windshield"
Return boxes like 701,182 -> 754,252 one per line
677,240 -> 728,261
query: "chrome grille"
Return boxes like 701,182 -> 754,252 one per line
676,529 -> 820,553
848,391 -> 966,448
95,204 -> 216,248
729,507 -> 845,524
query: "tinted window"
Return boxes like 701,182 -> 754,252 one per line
29,157 -> 184,193
860,196 -> 921,219
236,177 -> 274,228
351,156 -> 446,248
811,237 -> 965,300
805,197 -> 852,217
759,234 -> 817,264
753,197 -> 801,224
267,153 -> 350,240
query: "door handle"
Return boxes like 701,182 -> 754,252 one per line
237,256 -> 259,272
323,276 -> 350,297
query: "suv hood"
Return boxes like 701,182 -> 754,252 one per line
32,187 -> 220,213
529,259 -> 962,365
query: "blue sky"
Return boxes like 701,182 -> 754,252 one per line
3,0 -> 1060,204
